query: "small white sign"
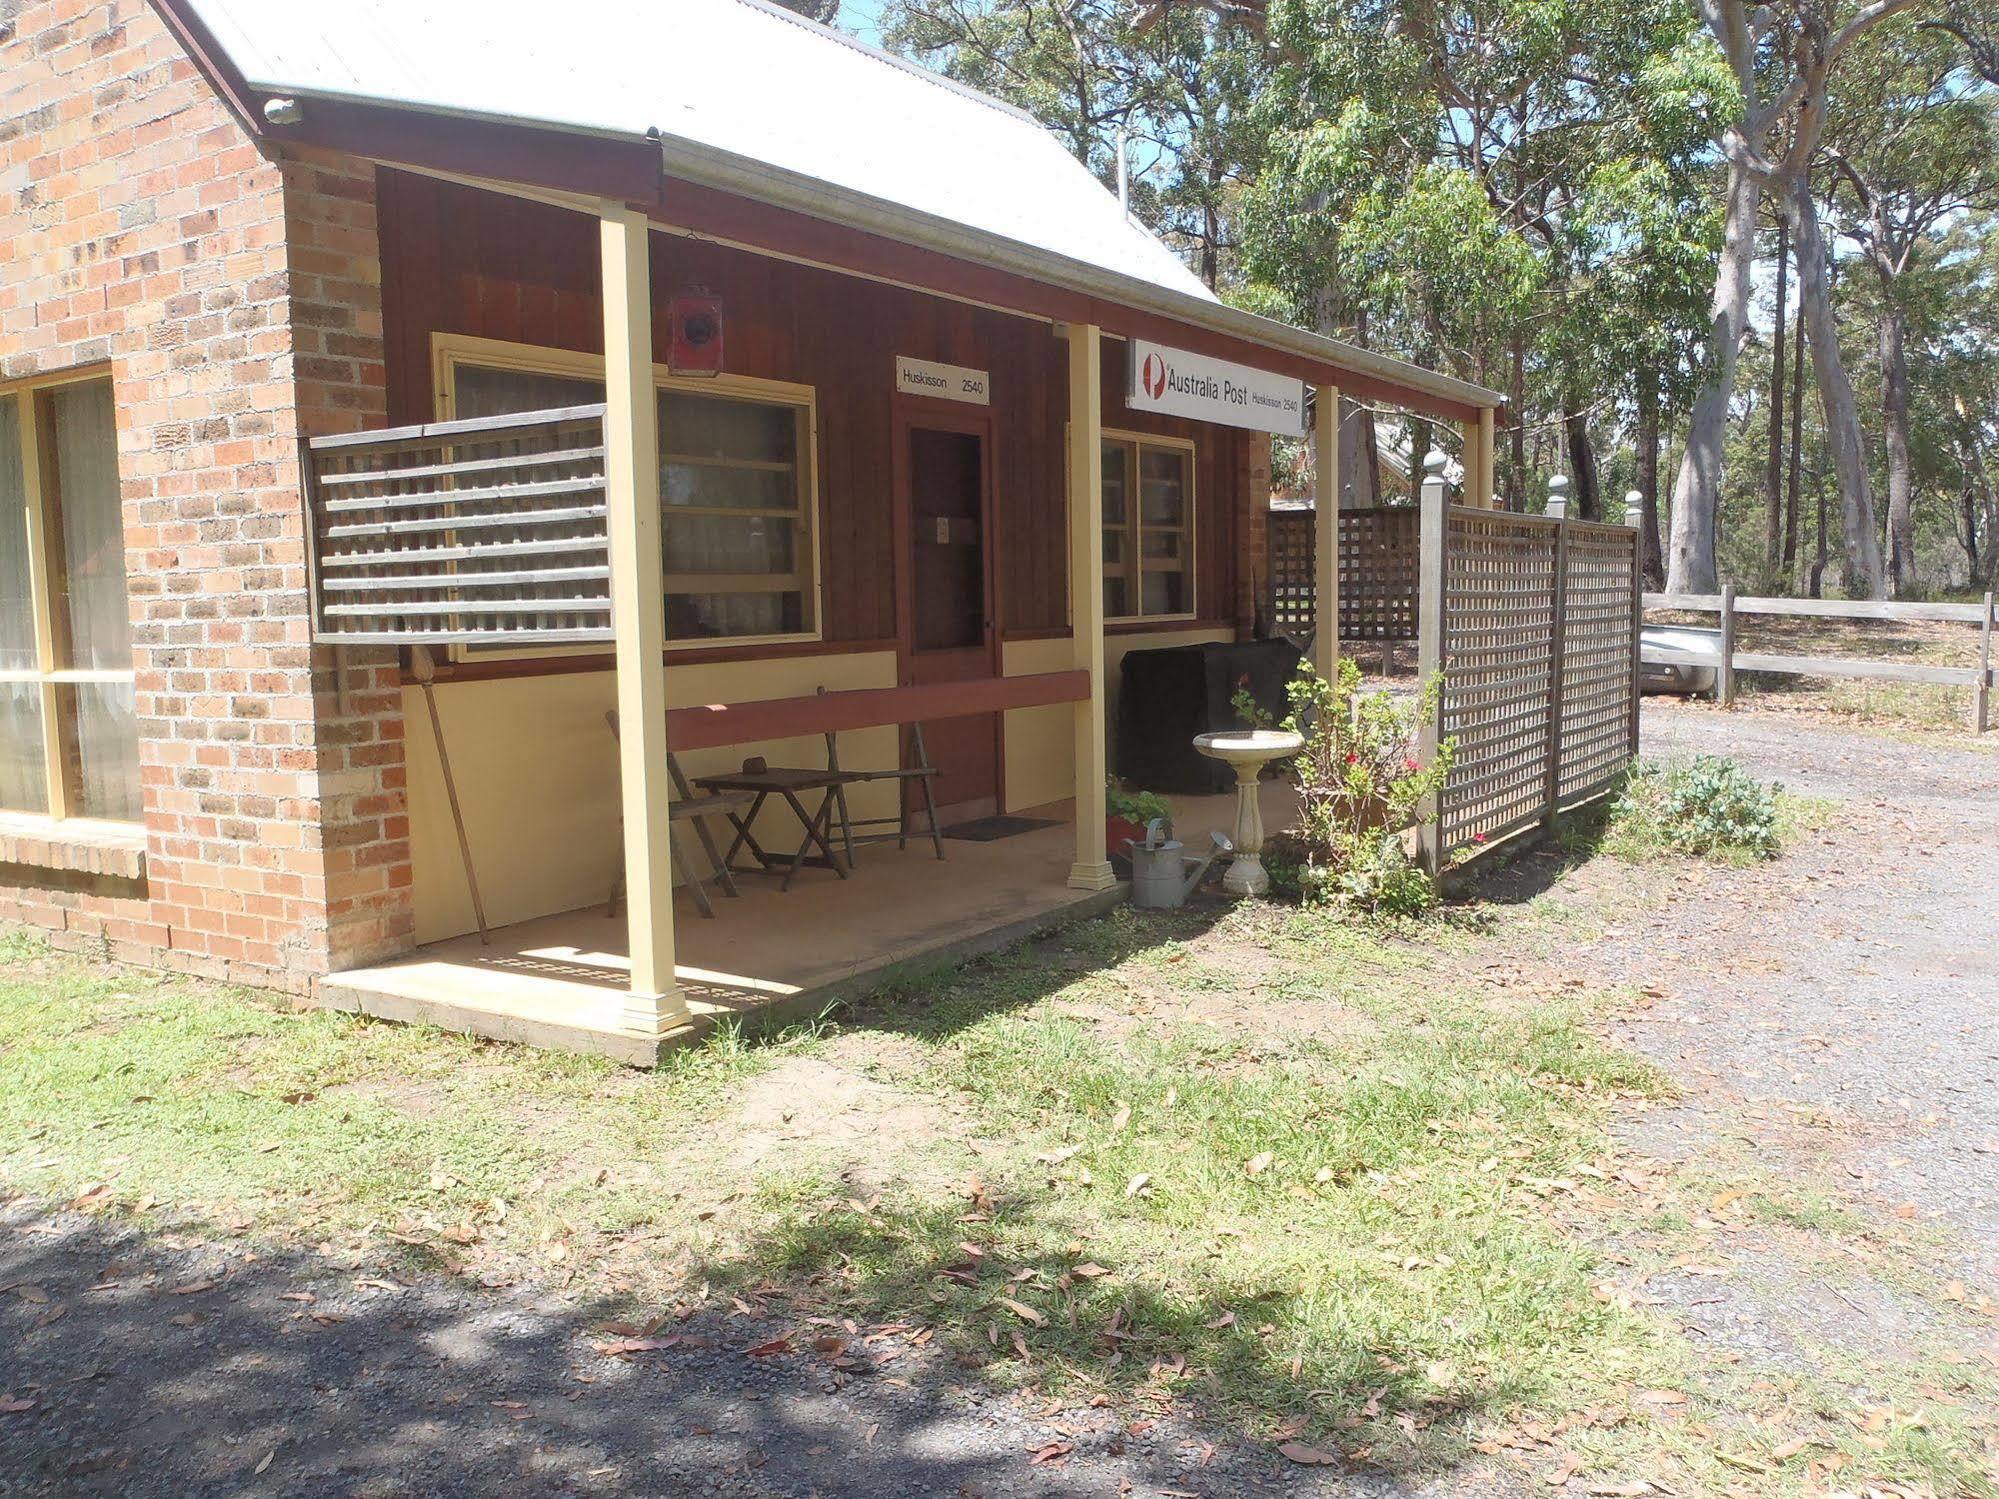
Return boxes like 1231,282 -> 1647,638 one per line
1126,340 -> 1305,435
896,355 -> 990,405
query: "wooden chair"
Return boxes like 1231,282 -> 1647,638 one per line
603,710 -> 757,919
819,689 -> 945,863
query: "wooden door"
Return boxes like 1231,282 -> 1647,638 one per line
897,414 -> 1000,822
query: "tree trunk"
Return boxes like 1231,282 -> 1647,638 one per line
1810,467 -> 1829,598
1783,310 -> 1806,579
1668,150 -> 1759,594
1339,397 -> 1380,508
1564,405 -> 1601,519
1636,368 -> 1666,589
1789,183 -> 1886,598
1765,216 -> 1789,580
1509,333 -> 1527,509
1877,295 -> 1916,596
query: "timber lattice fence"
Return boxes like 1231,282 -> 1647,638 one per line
1415,478 -> 1642,873
1267,506 -> 1421,642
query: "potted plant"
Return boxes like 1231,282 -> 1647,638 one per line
1106,781 -> 1173,860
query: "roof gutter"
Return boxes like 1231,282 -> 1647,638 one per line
653,136 -> 1504,414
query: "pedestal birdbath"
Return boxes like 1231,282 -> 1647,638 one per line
1192,729 -> 1303,896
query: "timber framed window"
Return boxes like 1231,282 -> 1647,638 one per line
1101,430 -> 1195,621
0,371 -> 141,824
434,334 -> 821,652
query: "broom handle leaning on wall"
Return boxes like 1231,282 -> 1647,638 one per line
410,645 -> 490,945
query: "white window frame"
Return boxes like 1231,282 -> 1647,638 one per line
1101,427 -> 1197,624
0,366 -> 141,828
430,332 -> 824,661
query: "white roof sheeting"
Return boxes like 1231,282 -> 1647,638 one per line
187,0 -> 1217,303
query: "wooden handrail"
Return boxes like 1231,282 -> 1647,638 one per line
1644,591 -> 1989,624
665,670 -> 1090,752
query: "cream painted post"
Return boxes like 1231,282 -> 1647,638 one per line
600,203 -> 686,1036
1478,406 -> 1497,509
1311,384 -> 1340,683
1066,323 -> 1115,892
1461,411 -> 1496,509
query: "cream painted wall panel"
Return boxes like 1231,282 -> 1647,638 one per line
1000,637 -> 1076,812
406,653 -> 900,944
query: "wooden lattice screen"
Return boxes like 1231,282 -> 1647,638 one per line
1555,522 -> 1643,803
1417,501 -> 1641,869
1435,512 -> 1561,851
1264,506 -> 1420,642
305,405 -> 613,646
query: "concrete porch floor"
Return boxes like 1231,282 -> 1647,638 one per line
320,782 -> 1295,1065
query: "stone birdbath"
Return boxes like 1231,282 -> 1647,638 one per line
1192,728 -> 1303,896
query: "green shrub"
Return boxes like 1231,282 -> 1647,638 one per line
1264,659 -> 1452,913
1610,756 -> 1782,861
1106,783 -> 1172,828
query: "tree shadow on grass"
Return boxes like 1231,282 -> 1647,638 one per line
0,1191 -> 1494,1499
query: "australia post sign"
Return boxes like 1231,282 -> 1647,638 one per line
1125,340 -> 1306,436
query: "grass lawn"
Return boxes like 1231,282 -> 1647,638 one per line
2,829 -> 1993,1494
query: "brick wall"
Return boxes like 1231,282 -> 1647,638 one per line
0,1 -> 410,987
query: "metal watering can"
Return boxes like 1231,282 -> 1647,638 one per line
1125,819 -> 1233,909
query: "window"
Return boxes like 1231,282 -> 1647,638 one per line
0,374 -> 141,823
1102,432 -> 1194,620
438,337 -> 819,649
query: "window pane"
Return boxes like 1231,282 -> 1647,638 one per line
452,365 -> 603,419
665,515 -> 797,577
1102,577 -> 1129,618
1142,569 -> 1188,617
1141,529 -> 1185,562
47,381 -> 131,670
0,396 -> 35,672
59,680 -> 141,822
662,460 -> 797,511
663,392 -> 795,466
666,590 -> 803,641
1139,446 -> 1188,527
1100,440 -> 1128,527
0,681 -> 47,815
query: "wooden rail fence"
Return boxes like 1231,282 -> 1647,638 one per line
1643,589 -> 1996,734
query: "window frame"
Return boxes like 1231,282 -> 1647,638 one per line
429,332 -> 824,662
0,365 -> 141,829
1100,427 -> 1197,625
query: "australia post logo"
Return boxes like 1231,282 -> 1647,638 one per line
1141,351 -> 1169,400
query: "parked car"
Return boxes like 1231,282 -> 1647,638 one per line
1641,624 -> 1721,696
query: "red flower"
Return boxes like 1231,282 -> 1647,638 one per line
1404,757 -> 1420,773
1344,753 -> 1359,766
1471,833 -> 1488,844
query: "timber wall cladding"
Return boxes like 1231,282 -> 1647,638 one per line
0,1 -> 408,983
373,171 -> 1244,646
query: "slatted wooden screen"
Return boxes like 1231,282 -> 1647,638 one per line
1341,508 -> 1421,641
1556,522 -> 1642,803
1417,501 -> 1641,869
1265,507 -> 1420,642
1436,512 -> 1561,851
305,405 -> 613,646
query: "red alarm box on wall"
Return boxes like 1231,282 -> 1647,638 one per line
669,290 -> 724,376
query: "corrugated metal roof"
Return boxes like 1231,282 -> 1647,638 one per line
187,0 -> 1218,303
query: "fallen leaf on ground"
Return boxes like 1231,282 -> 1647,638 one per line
998,1297 -> 1046,1327
1278,1441 -> 1339,1466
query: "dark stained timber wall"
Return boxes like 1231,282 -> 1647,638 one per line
374,169 -> 1245,653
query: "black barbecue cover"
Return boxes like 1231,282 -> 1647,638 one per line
1115,639 -> 1303,795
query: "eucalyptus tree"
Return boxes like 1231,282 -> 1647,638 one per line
1823,20 -> 1999,593
1238,0 -> 1720,515
879,0 -> 1270,289
1668,0 -> 1922,598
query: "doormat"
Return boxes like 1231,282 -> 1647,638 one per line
941,815 -> 1060,843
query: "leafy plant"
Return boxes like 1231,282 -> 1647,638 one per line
1267,660 -> 1453,913
1106,782 -> 1172,829
1609,756 -> 1782,862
